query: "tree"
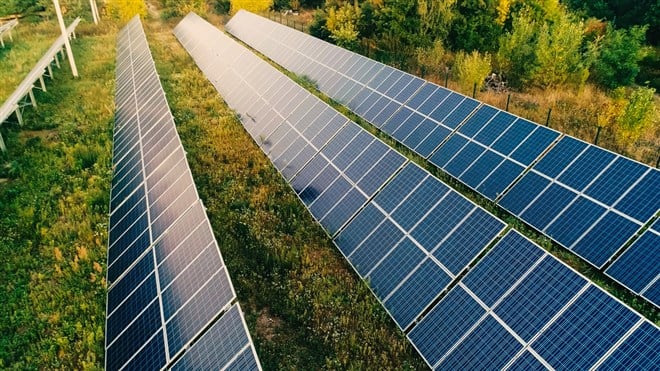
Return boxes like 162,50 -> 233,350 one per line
416,39 -> 450,78
496,9 -> 537,88
326,2 -> 361,50
417,0 -> 456,41
448,0 -> 503,52
230,0 -> 272,15
591,25 -> 647,89
529,10 -> 591,88
454,50 -> 492,92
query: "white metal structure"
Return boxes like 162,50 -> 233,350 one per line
0,19 -> 18,47
0,18 -> 80,152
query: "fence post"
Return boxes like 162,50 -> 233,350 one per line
472,83 -> 477,98
545,108 -> 552,127
444,68 -> 449,87
594,126 -> 602,145
505,93 -> 511,112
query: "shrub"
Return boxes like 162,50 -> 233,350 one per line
454,50 -> 492,93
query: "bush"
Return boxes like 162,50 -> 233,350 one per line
214,0 -> 231,14
230,0 -> 272,15
591,25 -> 647,89
454,50 -> 492,92
106,0 -> 147,22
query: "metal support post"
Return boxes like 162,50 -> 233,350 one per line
0,133 -> 6,153
505,94 -> 511,111
89,0 -> 98,24
545,108 -> 552,127
39,75 -> 47,91
53,0 -> 78,77
28,89 -> 37,107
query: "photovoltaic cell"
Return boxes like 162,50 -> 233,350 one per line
107,16 -> 259,370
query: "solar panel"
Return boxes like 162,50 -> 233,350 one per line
225,12 -> 659,298
175,13 -> 405,237
188,11 -> 660,370
500,136 -> 659,269
408,230 -> 660,370
605,228 -> 660,307
107,17 -> 260,371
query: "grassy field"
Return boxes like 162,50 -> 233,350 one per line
0,19 -> 115,369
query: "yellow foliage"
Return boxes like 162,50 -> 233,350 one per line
54,247 -> 63,262
106,0 -> 147,22
496,0 -> 511,25
76,246 -> 89,261
230,0 -> 272,15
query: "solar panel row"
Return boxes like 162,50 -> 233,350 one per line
175,13 -> 660,370
175,10 -> 504,333
107,16 -> 260,370
410,230 -> 659,370
224,10 -> 659,300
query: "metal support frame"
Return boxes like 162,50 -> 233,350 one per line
0,18 -> 80,152
53,0 -> 78,77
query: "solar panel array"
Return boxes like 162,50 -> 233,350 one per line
107,16 -> 260,370
175,12 -> 660,370
225,10 -> 659,300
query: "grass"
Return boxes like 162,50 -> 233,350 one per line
0,19 -> 115,369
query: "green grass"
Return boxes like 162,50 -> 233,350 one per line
0,19 -> 115,370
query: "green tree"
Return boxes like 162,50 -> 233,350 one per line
454,50 -> 492,92
591,25 -> 647,89
106,0 -> 147,22
448,0 -> 503,52
416,39 -> 450,77
616,86 -> 657,142
417,0 -> 456,41
496,9 -> 537,88
529,10 -> 591,88
326,2 -> 361,50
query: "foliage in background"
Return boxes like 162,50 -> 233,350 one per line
106,0 -> 147,22
565,0 -> 660,45
416,39 -> 450,78
325,2 -> 360,49
230,0 -> 273,15
214,0 -> 231,14
495,9 -> 536,88
447,0 -> 502,52
160,0 -> 206,18
529,10 -> 591,88
454,50 -> 492,92
590,25 -> 647,89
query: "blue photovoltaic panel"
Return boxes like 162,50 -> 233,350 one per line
408,286 -> 486,367
530,285 -> 640,370
437,315 -> 523,370
507,351 -> 547,371
107,16 -> 260,370
597,322 -> 660,370
384,258 -> 452,329
171,304 -> 258,370
367,238 -> 426,299
605,230 -> 659,307
462,231 -> 545,307
493,257 -> 587,341
223,11 -> 660,369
